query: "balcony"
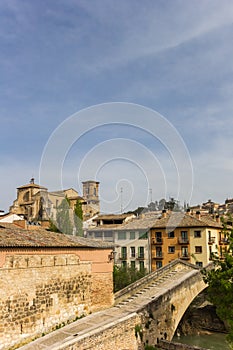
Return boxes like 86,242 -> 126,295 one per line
152,238 -> 163,245
180,253 -> 190,260
208,237 -> 215,244
178,237 -> 189,244
152,252 -> 164,259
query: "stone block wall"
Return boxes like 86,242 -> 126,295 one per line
51,313 -> 141,350
0,248 -> 113,350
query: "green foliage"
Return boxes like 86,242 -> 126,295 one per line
134,324 -> 143,341
113,265 -> 147,293
48,219 -> 60,233
73,198 -> 83,236
145,345 -> 158,350
56,197 -> 73,235
203,215 -> 233,343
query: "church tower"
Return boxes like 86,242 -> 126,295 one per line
82,181 -> 100,216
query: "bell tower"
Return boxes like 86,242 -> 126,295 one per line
82,180 -> 100,214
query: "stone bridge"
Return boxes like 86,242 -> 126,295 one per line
18,260 -> 210,350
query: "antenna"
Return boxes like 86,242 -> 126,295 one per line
120,187 -> 123,213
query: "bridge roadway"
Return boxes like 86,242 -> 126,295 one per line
18,261 -> 203,350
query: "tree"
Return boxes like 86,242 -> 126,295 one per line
203,216 -> 233,344
74,198 -> 83,237
113,265 -> 147,292
55,197 -> 73,235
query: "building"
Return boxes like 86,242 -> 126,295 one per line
87,213 -> 160,272
0,222 -> 114,350
9,179 -> 100,224
9,178 -> 48,222
82,180 -> 100,219
150,210 -> 223,270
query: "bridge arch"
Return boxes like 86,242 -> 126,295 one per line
115,259 -> 209,347
140,269 -> 207,345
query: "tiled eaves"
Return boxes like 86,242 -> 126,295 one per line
0,224 -> 114,249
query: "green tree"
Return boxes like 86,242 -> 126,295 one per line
74,198 -> 83,236
48,218 -> 60,233
56,197 -> 73,235
113,265 -> 147,292
203,216 -> 233,344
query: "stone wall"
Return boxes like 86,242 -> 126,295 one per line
0,248 -> 113,350
48,313 -> 141,350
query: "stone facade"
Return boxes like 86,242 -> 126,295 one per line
9,179 -> 100,224
0,225 -> 114,350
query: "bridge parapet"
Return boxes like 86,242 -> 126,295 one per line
115,259 -> 199,304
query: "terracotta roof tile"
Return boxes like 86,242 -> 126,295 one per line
0,223 -> 113,249
151,212 -> 222,229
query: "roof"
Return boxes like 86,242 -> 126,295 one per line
82,180 -> 99,184
17,183 -> 47,190
93,213 -> 134,221
89,214 -> 160,232
151,212 -> 222,229
0,223 -> 114,249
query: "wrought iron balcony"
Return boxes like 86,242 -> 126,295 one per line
152,238 -> 163,245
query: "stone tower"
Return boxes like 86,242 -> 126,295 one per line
82,181 -> 100,217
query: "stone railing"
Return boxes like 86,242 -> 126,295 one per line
114,259 -> 197,302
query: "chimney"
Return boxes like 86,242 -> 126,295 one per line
162,209 -> 167,218
186,208 -> 191,215
196,211 -> 201,220
216,215 -> 220,223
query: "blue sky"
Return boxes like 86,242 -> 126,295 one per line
1,0 -> 233,213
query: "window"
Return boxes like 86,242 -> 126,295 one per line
94,232 -> 103,239
156,232 -> 162,243
138,246 -> 144,259
196,261 -> 203,267
104,231 -> 113,240
118,232 -> 126,240
156,261 -> 162,269
181,246 -> 188,257
168,246 -> 175,254
121,247 -> 127,259
121,260 -> 127,268
209,246 -> 213,260
195,246 -> 202,254
156,247 -> 162,257
194,230 -> 201,238
168,231 -> 175,238
181,231 -> 188,239
131,261 -> 136,269
130,231 -> 135,240
139,260 -> 144,271
130,246 -> 136,258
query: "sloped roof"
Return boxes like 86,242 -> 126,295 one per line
17,183 -> 48,190
0,223 -> 114,249
152,212 -> 222,229
93,213 -> 134,221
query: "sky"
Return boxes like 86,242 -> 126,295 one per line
1,0 -> 233,214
